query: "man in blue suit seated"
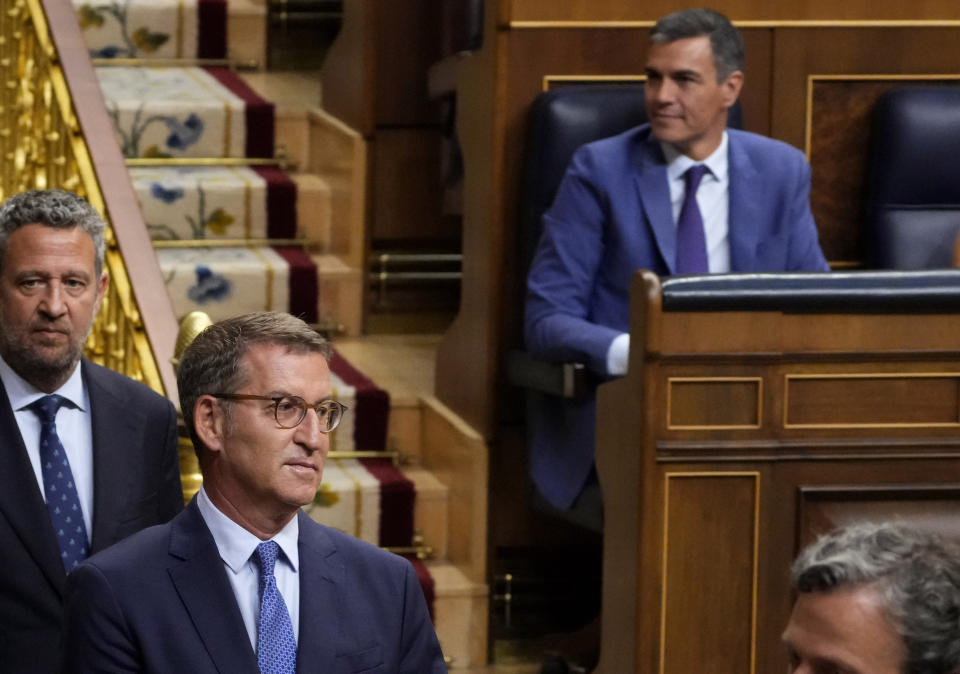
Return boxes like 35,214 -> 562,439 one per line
63,312 -> 447,673
524,8 -> 830,529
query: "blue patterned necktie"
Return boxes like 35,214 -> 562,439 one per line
30,394 -> 89,572
255,541 -> 297,674
675,164 -> 710,274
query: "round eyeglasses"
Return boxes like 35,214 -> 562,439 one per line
210,394 -> 347,432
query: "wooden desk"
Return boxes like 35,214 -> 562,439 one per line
596,270 -> 960,673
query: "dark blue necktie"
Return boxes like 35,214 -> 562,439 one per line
30,394 -> 89,572
675,164 -> 710,274
255,541 -> 297,673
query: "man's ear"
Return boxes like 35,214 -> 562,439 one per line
721,70 -> 744,109
194,395 -> 226,454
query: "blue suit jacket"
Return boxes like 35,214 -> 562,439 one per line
0,359 -> 182,674
524,124 -> 829,510
63,499 -> 447,674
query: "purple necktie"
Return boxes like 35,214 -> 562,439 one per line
30,394 -> 89,572
675,164 -> 710,274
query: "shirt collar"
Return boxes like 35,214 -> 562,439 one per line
197,486 -> 300,575
661,130 -> 729,184
0,354 -> 86,412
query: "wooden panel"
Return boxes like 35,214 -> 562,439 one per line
808,78 -> 960,264
662,473 -> 758,674
371,129 -> 447,242
320,0 -> 376,135
597,272 -> 960,674
656,311 -> 960,355
785,374 -> 960,428
798,485 -> 960,547
667,378 -> 762,429
506,0 -> 960,23
374,0 -> 442,126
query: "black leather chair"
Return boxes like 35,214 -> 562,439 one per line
509,84 -> 742,396
865,87 -> 960,269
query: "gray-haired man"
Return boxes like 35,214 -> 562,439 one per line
0,189 -> 182,673
783,522 -> 960,674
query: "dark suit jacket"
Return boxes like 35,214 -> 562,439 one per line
524,125 -> 830,510
0,358 -> 182,673
63,500 -> 447,673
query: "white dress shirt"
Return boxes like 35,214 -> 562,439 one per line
661,131 -> 732,274
606,133 -> 732,376
197,486 -> 301,650
0,355 -> 94,540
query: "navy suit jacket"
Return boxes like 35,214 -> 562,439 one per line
0,358 -> 182,673
525,124 -> 829,510
63,499 -> 447,674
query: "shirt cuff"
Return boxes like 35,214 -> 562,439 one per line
606,333 -> 630,376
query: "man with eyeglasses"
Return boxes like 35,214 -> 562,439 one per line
61,311 -> 447,673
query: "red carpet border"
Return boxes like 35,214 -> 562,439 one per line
205,67 -> 275,158
329,350 -> 391,453
197,0 -> 227,59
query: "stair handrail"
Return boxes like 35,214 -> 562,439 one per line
2,0 -> 179,401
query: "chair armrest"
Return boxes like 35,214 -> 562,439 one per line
507,349 -> 588,398
427,52 -> 469,99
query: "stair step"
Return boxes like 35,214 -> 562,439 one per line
132,165 -> 274,240
157,245 -> 298,320
96,66 -> 262,159
428,561 -> 490,669
292,173 -> 333,247
404,466 -> 449,559
227,0 -> 267,66
314,253 -> 363,335
75,0 -> 219,60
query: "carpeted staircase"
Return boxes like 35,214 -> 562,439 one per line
74,0 -> 487,666
76,0 -> 356,330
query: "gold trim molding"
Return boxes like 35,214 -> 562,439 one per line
666,376 -> 763,431
660,472 -> 760,674
542,74 -> 646,91
783,372 -> 960,429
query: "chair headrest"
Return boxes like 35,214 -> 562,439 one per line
661,270 -> 960,312
868,87 -> 960,205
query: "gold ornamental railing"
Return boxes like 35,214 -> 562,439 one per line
0,0 -> 169,395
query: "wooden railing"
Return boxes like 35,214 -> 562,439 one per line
1,0 -> 178,399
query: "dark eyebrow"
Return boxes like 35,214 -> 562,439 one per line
643,67 -> 703,81
14,270 -> 51,280
15,269 -> 92,281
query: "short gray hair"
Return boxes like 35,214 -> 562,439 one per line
792,522 -> 960,674
0,190 -> 106,276
650,8 -> 744,82
177,311 -> 331,454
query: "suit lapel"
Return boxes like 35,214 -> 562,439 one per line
635,137 -> 677,274
168,500 -> 260,674
85,360 -> 146,552
0,380 -> 66,595
727,132 -> 763,270
295,511 -> 339,671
